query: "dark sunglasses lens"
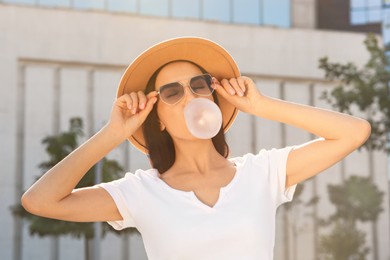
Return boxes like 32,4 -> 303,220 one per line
160,82 -> 184,104
190,75 -> 213,95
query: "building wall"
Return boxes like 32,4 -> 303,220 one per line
291,0 -> 317,29
0,4 -> 389,260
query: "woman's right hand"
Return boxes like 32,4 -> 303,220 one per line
106,91 -> 158,140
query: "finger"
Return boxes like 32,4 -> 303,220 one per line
138,91 -> 147,110
237,77 -> 246,94
221,79 -> 236,95
146,91 -> 159,99
116,94 -> 133,110
213,79 -> 233,100
229,78 -> 244,97
138,96 -> 158,119
129,92 -> 139,114
211,77 -> 220,90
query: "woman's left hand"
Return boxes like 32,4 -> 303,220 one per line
212,76 -> 264,114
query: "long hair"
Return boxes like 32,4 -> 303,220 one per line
143,61 -> 230,174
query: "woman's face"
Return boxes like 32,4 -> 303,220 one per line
155,61 -> 214,140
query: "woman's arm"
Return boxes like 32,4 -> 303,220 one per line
252,95 -> 371,187
213,76 -> 371,187
21,126 -> 124,221
21,91 -> 158,222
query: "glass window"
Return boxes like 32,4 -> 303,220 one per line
233,0 -> 260,25
4,0 -> 35,4
368,8 -> 382,22
203,0 -> 230,23
38,0 -> 70,8
263,0 -> 290,28
383,9 -> 390,45
172,0 -> 199,19
108,0 -> 137,13
140,0 -> 169,17
351,0 -> 365,8
350,10 -> 367,24
367,0 -> 381,8
73,0 -> 105,10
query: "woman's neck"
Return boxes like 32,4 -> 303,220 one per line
169,138 -> 229,176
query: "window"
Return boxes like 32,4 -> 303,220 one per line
202,0 -> 230,23
172,0 -> 199,19
4,0 -> 291,28
350,0 -> 382,25
233,0 -> 261,25
140,0 -> 169,17
38,0 -> 70,8
263,0 -> 290,28
4,0 -> 35,4
351,10 -> 368,24
108,0 -> 137,13
73,0 -> 105,10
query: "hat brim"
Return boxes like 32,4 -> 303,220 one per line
117,37 -> 240,154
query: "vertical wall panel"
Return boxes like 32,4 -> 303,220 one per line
283,82 -> 312,146
94,70 -> 128,260
60,68 -> 88,134
22,66 -> 54,260
93,70 -> 124,162
227,111 -> 252,157
255,78 -> 282,150
23,67 -> 54,191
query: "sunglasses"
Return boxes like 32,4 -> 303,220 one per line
157,74 -> 215,105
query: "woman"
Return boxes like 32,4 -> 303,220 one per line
21,37 -> 371,259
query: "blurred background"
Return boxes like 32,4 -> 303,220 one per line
1,0 -> 390,259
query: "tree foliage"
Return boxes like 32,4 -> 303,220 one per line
319,221 -> 369,260
319,33 -> 390,152
318,175 -> 383,260
327,176 -> 384,223
13,117 -> 129,239
317,34 -> 387,259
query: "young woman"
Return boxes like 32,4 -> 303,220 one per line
21,37 -> 371,259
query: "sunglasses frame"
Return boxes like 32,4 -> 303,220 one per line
156,73 -> 215,105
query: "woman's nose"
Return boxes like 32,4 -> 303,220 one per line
183,84 -> 197,102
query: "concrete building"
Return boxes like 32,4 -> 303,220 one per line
0,1 -> 389,259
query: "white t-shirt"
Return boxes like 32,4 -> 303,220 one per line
97,146 -> 297,260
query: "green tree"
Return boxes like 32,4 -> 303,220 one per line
13,117 -> 134,260
319,33 -> 390,153
319,220 -> 369,260
318,33 -> 388,260
319,175 -> 383,260
327,176 -> 384,224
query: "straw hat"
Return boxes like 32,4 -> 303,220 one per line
117,37 -> 240,154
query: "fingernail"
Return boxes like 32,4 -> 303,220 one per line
230,90 -> 235,95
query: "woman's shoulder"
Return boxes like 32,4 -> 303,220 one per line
121,168 -> 159,182
229,146 -> 296,165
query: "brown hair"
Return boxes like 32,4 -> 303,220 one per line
143,61 -> 229,174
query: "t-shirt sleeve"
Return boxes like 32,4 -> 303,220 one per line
256,146 -> 297,208
96,173 -> 139,230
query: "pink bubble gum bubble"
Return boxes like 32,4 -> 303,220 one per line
184,98 -> 222,139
